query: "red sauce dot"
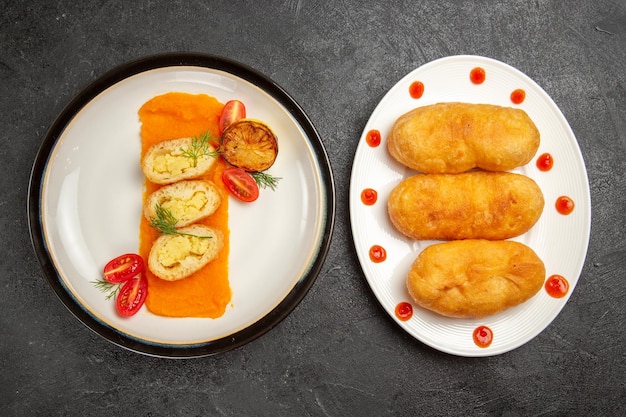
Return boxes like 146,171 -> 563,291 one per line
511,88 -> 526,104
360,188 -> 378,206
555,196 -> 575,215
536,152 -> 554,171
395,302 -> 413,321
369,245 -> 387,263
473,325 -> 493,348
545,274 -> 569,298
470,67 -> 486,84
366,129 -> 381,147
409,81 -> 425,99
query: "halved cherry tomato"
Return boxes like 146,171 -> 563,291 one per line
222,167 -> 259,202
116,275 -> 148,317
219,100 -> 246,135
103,254 -> 145,283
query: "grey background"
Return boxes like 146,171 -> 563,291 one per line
2,0 -> 625,416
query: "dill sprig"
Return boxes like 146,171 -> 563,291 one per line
250,171 -> 282,190
149,204 -> 212,238
180,131 -> 220,166
91,279 -> 121,300
178,130 -> 282,192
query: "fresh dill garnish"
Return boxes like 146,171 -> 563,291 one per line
180,131 -> 220,166
149,204 -> 212,238
177,129 -> 282,192
250,171 -> 282,190
91,279 -> 121,300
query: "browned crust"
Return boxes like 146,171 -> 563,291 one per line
387,102 -> 540,173
407,240 -> 545,318
387,172 -> 544,240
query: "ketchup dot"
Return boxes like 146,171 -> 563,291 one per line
473,325 -> 493,348
536,152 -> 554,171
369,245 -> 387,263
395,302 -> 413,321
360,188 -> 378,206
470,67 -> 486,84
409,81 -> 425,99
366,129 -> 381,147
555,196 -> 575,215
545,275 -> 569,298
510,88 -> 526,104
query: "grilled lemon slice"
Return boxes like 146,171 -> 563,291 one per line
221,119 -> 278,172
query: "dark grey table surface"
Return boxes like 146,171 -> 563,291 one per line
2,1 -> 625,416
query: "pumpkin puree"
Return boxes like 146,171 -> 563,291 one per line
138,92 -> 231,318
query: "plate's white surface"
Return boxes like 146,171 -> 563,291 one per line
40,65 -> 329,348
349,55 -> 591,356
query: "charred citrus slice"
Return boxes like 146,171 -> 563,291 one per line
221,119 -> 278,172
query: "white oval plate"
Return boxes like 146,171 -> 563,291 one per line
29,53 -> 335,357
349,55 -> 590,356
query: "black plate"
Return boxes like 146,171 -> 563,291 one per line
28,52 -> 335,357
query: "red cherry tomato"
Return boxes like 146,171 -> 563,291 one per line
222,167 -> 260,202
219,100 -> 246,135
116,275 -> 148,317
103,254 -> 145,283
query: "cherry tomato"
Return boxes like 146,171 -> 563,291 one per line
103,254 -> 145,283
116,275 -> 148,317
222,167 -> 259,202
219,100 -> 246,135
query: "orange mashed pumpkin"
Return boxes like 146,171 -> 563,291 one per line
138,92 -> 231,318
